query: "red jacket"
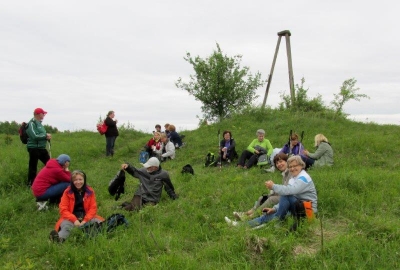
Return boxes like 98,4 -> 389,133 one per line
31,159 -> 71,197
146,138 -> 162,150
55,186 -> 104,231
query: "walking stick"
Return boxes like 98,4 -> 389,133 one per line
48,140 -> 52,158
218,129 -> 222,168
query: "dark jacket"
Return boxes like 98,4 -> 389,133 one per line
26,118 -> 47,149
219,138 -> 238,159
125,165 -> 177,203
169,131 -> 182,147
105,116 -> 119,137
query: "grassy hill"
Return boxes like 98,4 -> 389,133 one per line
1,108 -> 399,269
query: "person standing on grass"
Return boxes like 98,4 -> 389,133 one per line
237,129 -> 273,169
302,133 -> 333,169
120,157 -> 178,211
104,110 -> 119,157
49,170 -> 104,243
26,108 -> 52,187
31,154 -> 71,211
226,155 -> 318,230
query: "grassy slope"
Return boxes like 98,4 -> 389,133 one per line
0,109 -> 399,269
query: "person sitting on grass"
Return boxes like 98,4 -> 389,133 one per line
160,133 -> 175,161
279,132 -> 305,157
302,133 -> 334,169
49,170 -> 104,243
31,154 -> 71,211
231,153 -> 291,220
167,124 -> 184,148
120,157 -> 178,211
145,131 -> 164,160
237,129 -> 273,169
225,155 -> 317,230
215,130 -> 238,166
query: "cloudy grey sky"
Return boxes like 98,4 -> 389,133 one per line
1,0 -> 399,132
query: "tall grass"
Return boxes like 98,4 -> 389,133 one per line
1,108 -> 399,269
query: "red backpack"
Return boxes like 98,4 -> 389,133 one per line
97,121 -> 108,135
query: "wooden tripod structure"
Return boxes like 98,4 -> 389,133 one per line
262,30 -> 295,108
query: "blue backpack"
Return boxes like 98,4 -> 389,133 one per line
139,150 -> 149,164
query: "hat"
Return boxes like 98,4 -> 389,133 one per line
34,108 -> 47,115
56,154 -> 71,165
142,157 -> 160,168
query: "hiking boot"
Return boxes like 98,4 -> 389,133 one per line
233,211 -> 246,221
264,166 -> 275,173
49,230 -> 63,243
224,217 -> 238,226
37,201 -> 48,211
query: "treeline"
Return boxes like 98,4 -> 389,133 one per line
0,121 -> 59,135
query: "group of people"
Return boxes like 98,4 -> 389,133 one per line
26,108 -> 179,243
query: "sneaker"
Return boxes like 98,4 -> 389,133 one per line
233,211 -> 246,221
37,201 -> 48,211
252,224 -> 266,230
224,216 -> 238,226
264,166 -> 275,173
227,159 -> 231,163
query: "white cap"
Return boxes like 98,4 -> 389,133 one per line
142,157 -> 160,168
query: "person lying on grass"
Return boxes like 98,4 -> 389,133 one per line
226,155 -> 317,230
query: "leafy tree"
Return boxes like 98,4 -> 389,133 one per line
331,78 -> 369,117
176,43 -> 265,122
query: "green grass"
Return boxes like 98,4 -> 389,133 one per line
1,108 -> 399,269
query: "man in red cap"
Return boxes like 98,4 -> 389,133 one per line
26,108 -> 52,186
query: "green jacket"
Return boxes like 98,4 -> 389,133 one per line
308,142 -> 334,167
26,118 -> 48,149
246,138 -> 273,156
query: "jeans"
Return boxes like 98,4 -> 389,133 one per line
35,182 -> 69,203
106,136 -> 117,156
28,148 -> 50,186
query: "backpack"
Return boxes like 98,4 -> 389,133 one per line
19,122 -> 29,144
97,121 -> 108,135
181,164 -> 194,175
81,213 -> 129,237
204,152 -> 216,167
108,170 -> 126,201
103,213 -> 129,233
139,150 -> 149,164
257,154 -> 270,167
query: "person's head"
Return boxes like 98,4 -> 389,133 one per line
223,130 -> 232,140
160,133 -> 168,142
155,124 -> 161,132
314,134 -> 328,147
153,132 -> 161,140
290,133 -> 299,147
164,123 -> 170,130
168,124 -> 176,132
33,108 -> 47,121
142,157 -> 160,173
56,154 -> 71,168
287,155 -> 305,177
70,170 -> 87,192
107,111 -> 115,118
256,129 -> 265,142
273,153 -> 289,171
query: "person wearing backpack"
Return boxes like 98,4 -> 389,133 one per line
31,154 -> 71,210
26,108 -> 52,186
120,157 -> 178,211
104,110 -> 119,157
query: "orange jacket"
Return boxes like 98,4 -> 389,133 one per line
55,186 -> 104,231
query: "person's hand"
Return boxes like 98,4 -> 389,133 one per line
46,133 -> 52,140
303,150 -> 309,156
254,150 -> 259,155
121,164 -> 128,170
262,208 -> 276,214
265,180 -> 274,190
80,221 -> 86,226
74,220 -> 81,227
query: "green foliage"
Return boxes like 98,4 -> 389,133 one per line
331,78 -> 370,117
1,109 -> 400,269
0,120 -> 59,135
176,43 -> 265,122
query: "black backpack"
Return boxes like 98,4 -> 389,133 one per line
204,152 -> 216,167
108,170 -> 126,201
104,213 -> 129,233
181,164 -> 194,175
19,122 -> 29,144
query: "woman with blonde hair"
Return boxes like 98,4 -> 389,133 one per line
302,133 -> 334,168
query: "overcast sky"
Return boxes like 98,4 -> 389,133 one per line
1,0 -> 399,133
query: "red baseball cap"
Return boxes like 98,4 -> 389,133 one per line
34,108 -> 47,115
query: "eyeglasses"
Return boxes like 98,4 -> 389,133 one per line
288,164 -> 300,169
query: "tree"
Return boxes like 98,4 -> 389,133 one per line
331,78 -> 369,117
176,43 -> 265,122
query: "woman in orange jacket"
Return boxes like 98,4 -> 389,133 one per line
49,170 -> 104,242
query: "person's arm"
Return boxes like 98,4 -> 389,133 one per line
263,139 -> 273,156
272,177 -> 309,196
161,142 -> 175,158
246,139 -> 257,153
26,121 -> 47,142
228,139 -> 236,150
59,191 -> 78,223
307,143 -> 328,160
162,176 -> 178,200
104,117 -> 117,127
82,190 -> 98,222
280,144 -> 289,154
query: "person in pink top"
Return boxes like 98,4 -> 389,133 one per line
31,154 -> 71,210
